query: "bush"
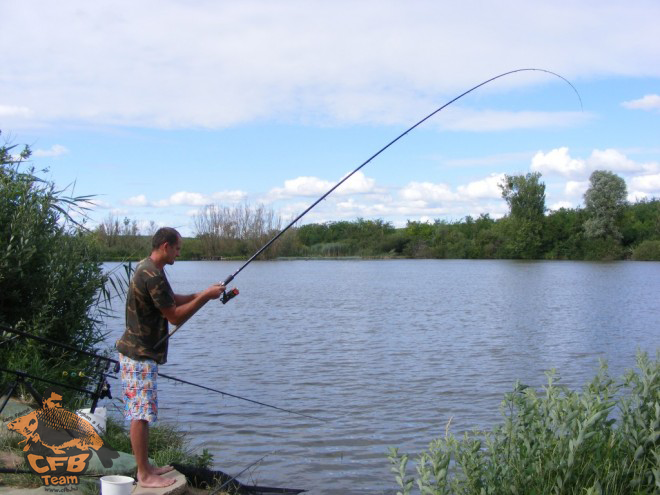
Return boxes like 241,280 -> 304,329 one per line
631,240 -> 660,261
0,133 -> 109,407
389,352 -> 659,495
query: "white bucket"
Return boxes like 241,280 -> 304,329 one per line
100,475 -> 135,495
76,407 -> 107,434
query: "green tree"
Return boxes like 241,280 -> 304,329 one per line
582,170 -> 628,259
499,172 -> 546,259
0,131 -> 109,406
583,170 -> 627,240
542,207 -> 586,260
620,198 -> 660,247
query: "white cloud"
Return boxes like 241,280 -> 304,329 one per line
456,173 -> 504,199
2,1 -> 658,128
398,174 -> 507,210
400,182 -> 456,204
271,176 -> 334,199
531,147 -> 659,179
629,173 -> 660,193
336,171 -> 377,194
0,104 -> 33,118
33,144 -> 69,157
123,194 -> 149,207
273,172 -> 511,225
531,147 -> 586,178
564,180 -> 589,198
151,190 -> 248,207
267,171 -> 376,201
622,94 -> 660,112
587,149 -> 639,173
153,191 -> 210,207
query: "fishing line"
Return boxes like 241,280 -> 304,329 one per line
158,372 -> 328,422
0,324 -> 326,423
157,67 -> 582,347
210,450 -> 279,495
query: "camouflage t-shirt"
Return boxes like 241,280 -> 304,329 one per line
116,258 -> 175,364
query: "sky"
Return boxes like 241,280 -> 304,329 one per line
2,0 -> 659,236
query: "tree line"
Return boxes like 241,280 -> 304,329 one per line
92,169 -> 659,261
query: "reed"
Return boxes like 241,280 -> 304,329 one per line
389,351 -> 659,495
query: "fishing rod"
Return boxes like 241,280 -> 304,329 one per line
156,67 -> 582,347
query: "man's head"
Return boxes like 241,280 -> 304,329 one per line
151,227 -> 182,265
42,387 -> 64,409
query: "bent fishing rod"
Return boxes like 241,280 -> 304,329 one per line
156,67 -> 582,348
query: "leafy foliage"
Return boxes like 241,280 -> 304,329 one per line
631,240 -> 660,261
583,170 -> 628,241
389,352 -> 659,495
0,132 -> 109,407
499,172 -> 546,259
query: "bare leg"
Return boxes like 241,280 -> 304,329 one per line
130,420 -> 175,488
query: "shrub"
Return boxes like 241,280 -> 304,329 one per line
0,133 -> 109,407
389,352 -> 659,494
631,240 -> 660,261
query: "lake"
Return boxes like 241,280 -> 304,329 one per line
100,259 -> 659,494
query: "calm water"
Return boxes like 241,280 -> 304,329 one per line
100,260 -> 659,494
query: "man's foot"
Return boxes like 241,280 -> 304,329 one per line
137,471 -> 176,488
150,464 -> 174,475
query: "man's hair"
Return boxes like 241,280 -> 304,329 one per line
152,227 -> 181,250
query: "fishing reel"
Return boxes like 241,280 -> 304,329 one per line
222,287 -> 239,304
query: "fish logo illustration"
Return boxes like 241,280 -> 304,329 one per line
6,387 -> 119,487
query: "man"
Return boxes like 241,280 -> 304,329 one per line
116,227 -> 224,488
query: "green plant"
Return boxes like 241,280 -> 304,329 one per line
0,132 -> 110,408
631,240 -> 660,261
389,352 -> 659,494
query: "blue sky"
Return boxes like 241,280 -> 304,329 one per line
2,1 -> 659,236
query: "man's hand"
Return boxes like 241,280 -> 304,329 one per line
162,283 -> 227,325
203,283 -> 225,301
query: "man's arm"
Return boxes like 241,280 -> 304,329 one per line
160,284 -> 224,326
174,294 -> 196,305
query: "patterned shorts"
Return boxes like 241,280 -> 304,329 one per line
119,353 -> 158,423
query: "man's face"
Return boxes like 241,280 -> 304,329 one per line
165,237 -> 182,265
44,393 -> 63,409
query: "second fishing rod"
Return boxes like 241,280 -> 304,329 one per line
155,67 -> 582,348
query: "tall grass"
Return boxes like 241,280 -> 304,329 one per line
389,352 -> 659,495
